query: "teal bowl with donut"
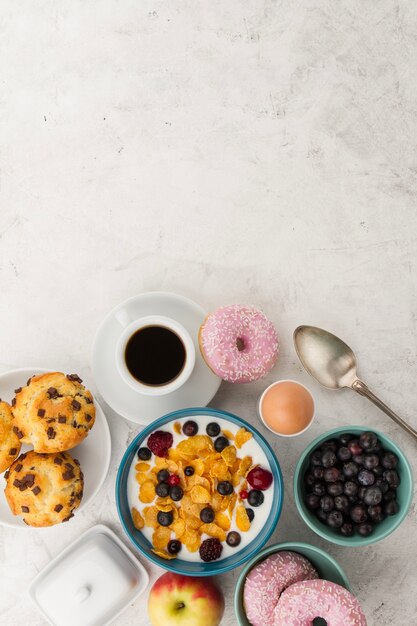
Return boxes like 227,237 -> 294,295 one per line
294,425 -> 413,547
234,541 -> 352,626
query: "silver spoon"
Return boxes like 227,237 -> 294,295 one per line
293,325 -> 417,442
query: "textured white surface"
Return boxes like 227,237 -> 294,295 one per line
1,1 -> 417,625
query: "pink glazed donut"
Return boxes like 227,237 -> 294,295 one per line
199,305 -> 279,383
243,551 -> 319,626
274,579 -> 367,626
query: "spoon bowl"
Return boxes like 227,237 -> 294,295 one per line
293,326 -> 358,390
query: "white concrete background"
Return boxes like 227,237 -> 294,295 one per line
1,1 -> 417,624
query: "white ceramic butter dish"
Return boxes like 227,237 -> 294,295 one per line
29,524 -> 149,626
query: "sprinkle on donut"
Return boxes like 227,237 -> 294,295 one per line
199,305 -> 279,383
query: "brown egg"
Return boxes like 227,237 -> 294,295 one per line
260,380 -> 314,436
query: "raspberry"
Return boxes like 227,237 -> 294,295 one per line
147,431 -> 173,457
240,490 -> 248,500
168,475 -> 180,486
199,538 -> 223,562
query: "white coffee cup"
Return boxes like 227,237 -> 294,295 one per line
115,312 -> 195,396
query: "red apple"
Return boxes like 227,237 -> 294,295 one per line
148,572 -> 225,626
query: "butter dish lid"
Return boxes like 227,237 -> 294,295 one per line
29,524 -> 149,626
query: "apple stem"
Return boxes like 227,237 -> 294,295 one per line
175,601 -> 186,610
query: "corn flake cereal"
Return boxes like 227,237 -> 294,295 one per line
131,507 -> 144,530
139,481 -> 156,503
236,504 -> 251,532
152,549 -> 176,560
215,512 -> 231,531
190,485 -> 211,503
235,427 -> 253,448
153,526 -> 171,549
200,523 -> 227,541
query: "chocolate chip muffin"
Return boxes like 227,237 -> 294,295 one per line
4,450 -> 84,526
0,400 -> 22,473
12,372 -> 96,453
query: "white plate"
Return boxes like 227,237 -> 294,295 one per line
29,524 -> 149,626
0,368 -> 111,529
92,292 -> 221,424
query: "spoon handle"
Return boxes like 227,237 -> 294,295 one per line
352,379 -> 417,442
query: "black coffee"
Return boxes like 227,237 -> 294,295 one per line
124,325 -> 186,386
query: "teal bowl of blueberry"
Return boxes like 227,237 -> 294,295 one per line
116,407 -> 284,575
294,426 -> 413,546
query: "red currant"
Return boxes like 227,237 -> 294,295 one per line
168,475 -> 180,486
240,490 -> 248,500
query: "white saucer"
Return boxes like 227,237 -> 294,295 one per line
0,368 -> 111,529
92,292 -> 221,424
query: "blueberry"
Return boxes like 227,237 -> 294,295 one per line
373,465 -> 384,478
327,510 -> 344,528
343,462 -> 359,478
137,447 -> 151,460
383,489 -> 397,502
183,420 -> 198,436
324,468 -> 341,483
200,507 -> 215,523
311,466 -> 324,480
350,504 -> 367,524
381,452 -> 398,470
214,436 -> 229,452
305,494 -> 321,510
248,490 -> 264,507
316,508 -> 328,523
304,472 -> 316,487
167,540 -> 182,554
359,431 -> 378,451
327,482 -> 344,497
352,454 -> 365,465
337,447 -> 351,462
384,500 -> 399,516
206,422 -> 221,437
363,486 -> 382,506
334,495 -> 350,513
322,439 -> 338,452
320,495 -> 334,512
310,450 -> 323,466
170,485 -> 184,501
383,470 -> 400,488
157,469 -> 169,483
340,521 -> 354,536
358,469 -> 375,486
312,482 -> 326,497
184,466 -> 194,476
246,508 -> 255,522
339,433 -> 354,446
348,440 -> 363,456
356,522 -> 374,536
226,531 -> 241,547
358,486 -> 367,500
344,481 -> 358,497
368,504 -> 385,522
321,451 -> 337,468
155,482 -> 170,498
375,478 -> 389,494
217,481 -> 233,496
364,454 -> 380,470
157,510 -> 174,526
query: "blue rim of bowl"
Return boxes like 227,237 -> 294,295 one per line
234,540 -> 352,624
116,407 -> 284,575
294,425 -> 414,546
